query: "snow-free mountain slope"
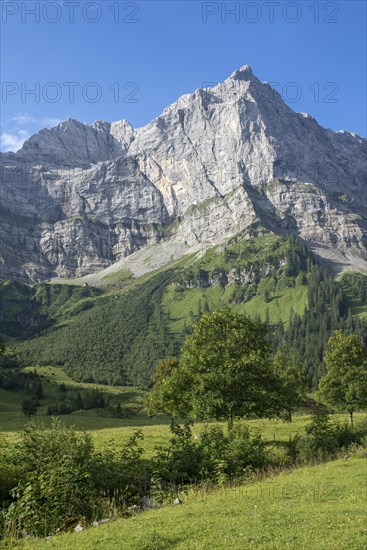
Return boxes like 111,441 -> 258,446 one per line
1,65 -> 366,282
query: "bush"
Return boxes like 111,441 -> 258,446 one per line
334,423 -> 360,448
288,412 -> 367,464
267,444 -> 292,468
201,424 -> 267,483
354,416 -> 367,440
91,430 -> 148,512
0,435 -> 20,537
152,423 -> 268,488
152,423 -> 204,487
1,422 -> 151,540
4,419 -> 99,538
295,412 -> 338,461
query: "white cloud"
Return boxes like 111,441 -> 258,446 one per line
12,114 -> 35,125
0,130 -> 30,152
11,113 -> 62,128
1,113 -> 63,152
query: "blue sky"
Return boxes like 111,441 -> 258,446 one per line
1,0 -> 366,151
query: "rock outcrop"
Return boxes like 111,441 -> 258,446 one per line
1,65 -> 366,282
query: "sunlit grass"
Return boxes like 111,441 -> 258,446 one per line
12,452 -> 367,549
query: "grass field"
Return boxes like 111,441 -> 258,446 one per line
1,366 -> 365,456
0,366 -> 149,434
1,366 -> 366,549
70,412 -> 367,456
10,451 -> 367,550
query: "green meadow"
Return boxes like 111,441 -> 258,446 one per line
10,453 -> 367,550
1,365 -> 365,455
1,365 -> 366,549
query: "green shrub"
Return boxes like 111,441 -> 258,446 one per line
200,425 -> 228,480
218,424 -> 267,482
152,423 -> 204,486
91,430 -> 148,512
355,416 -> 367,439
152,423 -> 268,488
267,444 -> 292,468
4,419 -> 99,538
296,412 -> 338,461
1,423 -> 151,540
0,435 -> 20,538
334,423 -> 361,448
288,413 -> 367,464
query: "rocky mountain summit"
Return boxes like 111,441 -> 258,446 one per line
1,65 -> 366,282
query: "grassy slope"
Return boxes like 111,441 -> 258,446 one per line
8,236 -> 308,385
2,235 -> 366,387
2,237 -> 366,343
339,272 -> 367,319
1,235 -> 305,339
161,234 -> 309,332
0,366 -> 148,433
163,284 -> 308,334
12,454 -> 367,550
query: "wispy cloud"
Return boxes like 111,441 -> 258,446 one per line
1,113 -> 63,152
0,130 -> 30,152
12,113 -> 62,127
11,114 -> 35,125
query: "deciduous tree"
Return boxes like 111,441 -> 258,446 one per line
149,311 -> 282,428
273,346 -> 307,421
318,331 -> 367,427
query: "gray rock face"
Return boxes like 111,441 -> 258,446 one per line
17,118 -> 134,164
1,65 -> 366,282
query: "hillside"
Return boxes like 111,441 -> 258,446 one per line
11,454 -> 367,549
1,235 -> 366,388
0,365 -> 148,433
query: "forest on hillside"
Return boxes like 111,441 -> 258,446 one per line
1,236 -> 366,388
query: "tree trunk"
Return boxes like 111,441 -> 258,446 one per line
349,410 -> 354,428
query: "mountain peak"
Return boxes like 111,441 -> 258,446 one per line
228,64 -> 255,82
2,66 -> 366,282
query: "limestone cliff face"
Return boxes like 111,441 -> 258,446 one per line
1,66 -> 366,282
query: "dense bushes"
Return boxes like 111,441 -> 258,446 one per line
288,412 -> 366,463
150,423 -> 267,488
0,420 -> 147,540
0,435 -> 19,535
89,430 -> 149,513
4,421 -> 98,538
0,415 -> 366,541
199,424 -> 267,483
